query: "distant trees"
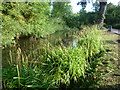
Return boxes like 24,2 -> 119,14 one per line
105,3 -> 120,29
65,1 -> 120,29
77,0 -> 107,27
64,10 -> 98,29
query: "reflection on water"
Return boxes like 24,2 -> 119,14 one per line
2,30 -> 81,67
72,40 -> 77,48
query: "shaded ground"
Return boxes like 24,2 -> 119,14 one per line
97,29 -> 120,88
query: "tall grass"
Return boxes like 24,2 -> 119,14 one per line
41,46 -> 89,87
2,25 -> 106,88
78,26 -> 105,60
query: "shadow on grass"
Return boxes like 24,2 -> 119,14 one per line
105,40 -> 117,44
97,84 -> 120,89
117,40 -> 120,43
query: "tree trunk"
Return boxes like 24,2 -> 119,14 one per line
98,2 -> 107,27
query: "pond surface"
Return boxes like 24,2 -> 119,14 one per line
2,30 -> 81,67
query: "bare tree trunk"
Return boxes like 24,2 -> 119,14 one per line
98,2 -> 107,28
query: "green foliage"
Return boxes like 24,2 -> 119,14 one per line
64,10 -> 99,29
105,3 -> 120,28
113,24 -> 120,29
92,2 -> 100,12
2,2 -> 49,46
41,46 -> 89,87
51,0 -> 73,30
2,2 -> 70,46
78,26 -> 105,58
2,25 -> 106,88
65,2 -> 119,29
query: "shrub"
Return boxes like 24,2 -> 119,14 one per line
2,2 -> 70,46
113,24 -> 120,29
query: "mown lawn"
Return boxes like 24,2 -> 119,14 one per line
96,30 -> 120,88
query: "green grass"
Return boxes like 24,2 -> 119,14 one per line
95,30 -> 120,88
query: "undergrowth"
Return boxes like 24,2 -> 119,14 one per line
2,25 -> 107,89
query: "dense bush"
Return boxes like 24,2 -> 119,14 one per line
113,24 -> 120,29
64,10 -> 99,29
2,2 -> 70,46
104,3 -> 120,28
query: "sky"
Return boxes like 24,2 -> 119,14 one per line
70,0 -> 120,13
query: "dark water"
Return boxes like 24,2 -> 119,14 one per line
2,30 -> 81,67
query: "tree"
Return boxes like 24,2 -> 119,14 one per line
98,1 -> 107,27
105,3 -> 120,28
2,2 -> 51,45
92,2 -> 100,12
77,0 -> 107,27
51,0 -> 72,18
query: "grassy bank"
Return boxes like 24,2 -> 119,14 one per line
2,26 -> 108,89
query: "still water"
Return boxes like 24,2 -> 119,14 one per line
2,30 -> 81,67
